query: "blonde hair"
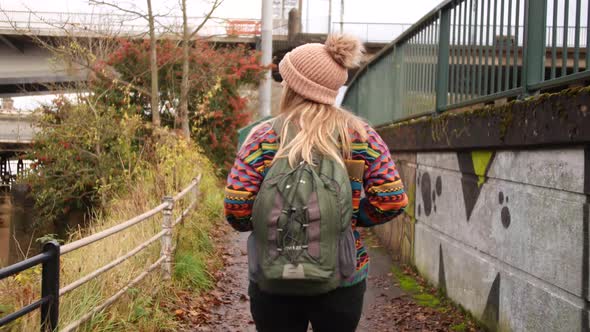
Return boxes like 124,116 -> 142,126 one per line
271,87 -> 367,168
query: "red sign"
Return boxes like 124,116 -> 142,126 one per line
226,20 -> 261,36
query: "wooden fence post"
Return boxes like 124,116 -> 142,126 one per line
191,177 -> 199,204
161,196 -> 174,280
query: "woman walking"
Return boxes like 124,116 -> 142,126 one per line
224,34 -> 408,332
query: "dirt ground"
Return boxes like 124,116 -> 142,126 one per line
175,227 -> 480,332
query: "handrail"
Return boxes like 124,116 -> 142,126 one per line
0,175 -> 202,331
174,198 -> 198,227
332,21 -> 413,25
0,241 -> 59,331
0,252 -> 50,279
0,298 -> 48,326
1,10 -> 257,22
342,0 -> 590,126
60,202 -> 168,254
59,229 -> 167,296
0,10 -> 267,38
61,255 -> 166,332
173,174 -> 202,202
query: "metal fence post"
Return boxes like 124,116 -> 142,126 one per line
391,45 -> 405,121
436,9 -> 451,113
41,241 -> 60,332
522,0 -> 547,95
161,196 -> 174,280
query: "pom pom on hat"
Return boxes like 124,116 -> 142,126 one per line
324,34 -> 364,69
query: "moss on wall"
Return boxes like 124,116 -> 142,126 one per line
378,85 -> 590,151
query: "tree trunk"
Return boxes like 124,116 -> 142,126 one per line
179,0 -> 190,138
147,0 -> 160,127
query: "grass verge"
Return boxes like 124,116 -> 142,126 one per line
0,131 -> 224,331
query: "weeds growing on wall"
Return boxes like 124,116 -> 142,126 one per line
392,265 -> 484,331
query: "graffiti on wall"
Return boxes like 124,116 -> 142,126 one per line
413,147 -> 589,331
416,150 -> 512,230
416,149 -> 502,328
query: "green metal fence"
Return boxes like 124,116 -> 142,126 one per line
343,0 -> 590,126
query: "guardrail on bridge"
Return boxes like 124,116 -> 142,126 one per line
343,0 -> 590,126
0,175 -> 201,331
331,22 -> 413,43
0,10 -> 268,38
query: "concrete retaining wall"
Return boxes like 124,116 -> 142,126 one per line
373,147 -> 589,331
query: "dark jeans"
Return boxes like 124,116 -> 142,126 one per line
248,280 -> 366,332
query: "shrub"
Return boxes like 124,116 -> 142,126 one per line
92,39 -> 266,170
24,96 -> 144,227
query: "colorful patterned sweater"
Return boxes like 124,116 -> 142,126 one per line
224,121 -> 408,286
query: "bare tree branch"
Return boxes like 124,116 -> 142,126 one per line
89,0 -> 148,19
89,0 -> 177,36
189,0 -> 224,39
176,0 -> 224,137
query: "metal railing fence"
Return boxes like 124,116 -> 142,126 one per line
342,0 -> 590,126
0,10 -> 296,38
330,22 -> 413,43
0,11 -> 418,43
0,175 -> 201,331
0,241 -> 59,331
0,113 -> 36,144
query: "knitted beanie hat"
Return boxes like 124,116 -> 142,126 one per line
279,34 -> 364,105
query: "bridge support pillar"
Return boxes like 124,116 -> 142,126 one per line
16,158 -> 23,177
0,157 -> 8,185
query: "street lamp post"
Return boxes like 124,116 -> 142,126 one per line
259,0 -> 272,118
328,0 -> 332,33
340,0 -> 344,33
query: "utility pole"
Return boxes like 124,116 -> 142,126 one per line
281,0 -> 286,28
328,0 -> 332,33
306,0 -> 310,32
340,0 -> 344,33
259,0 -> 272,117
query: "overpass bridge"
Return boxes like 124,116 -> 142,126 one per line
0,110 -> 35,185
342,0 -> 590,330
0,10 -> 398,96
0,10 -> 277,96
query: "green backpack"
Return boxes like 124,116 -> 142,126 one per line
247,119 -> 356,295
